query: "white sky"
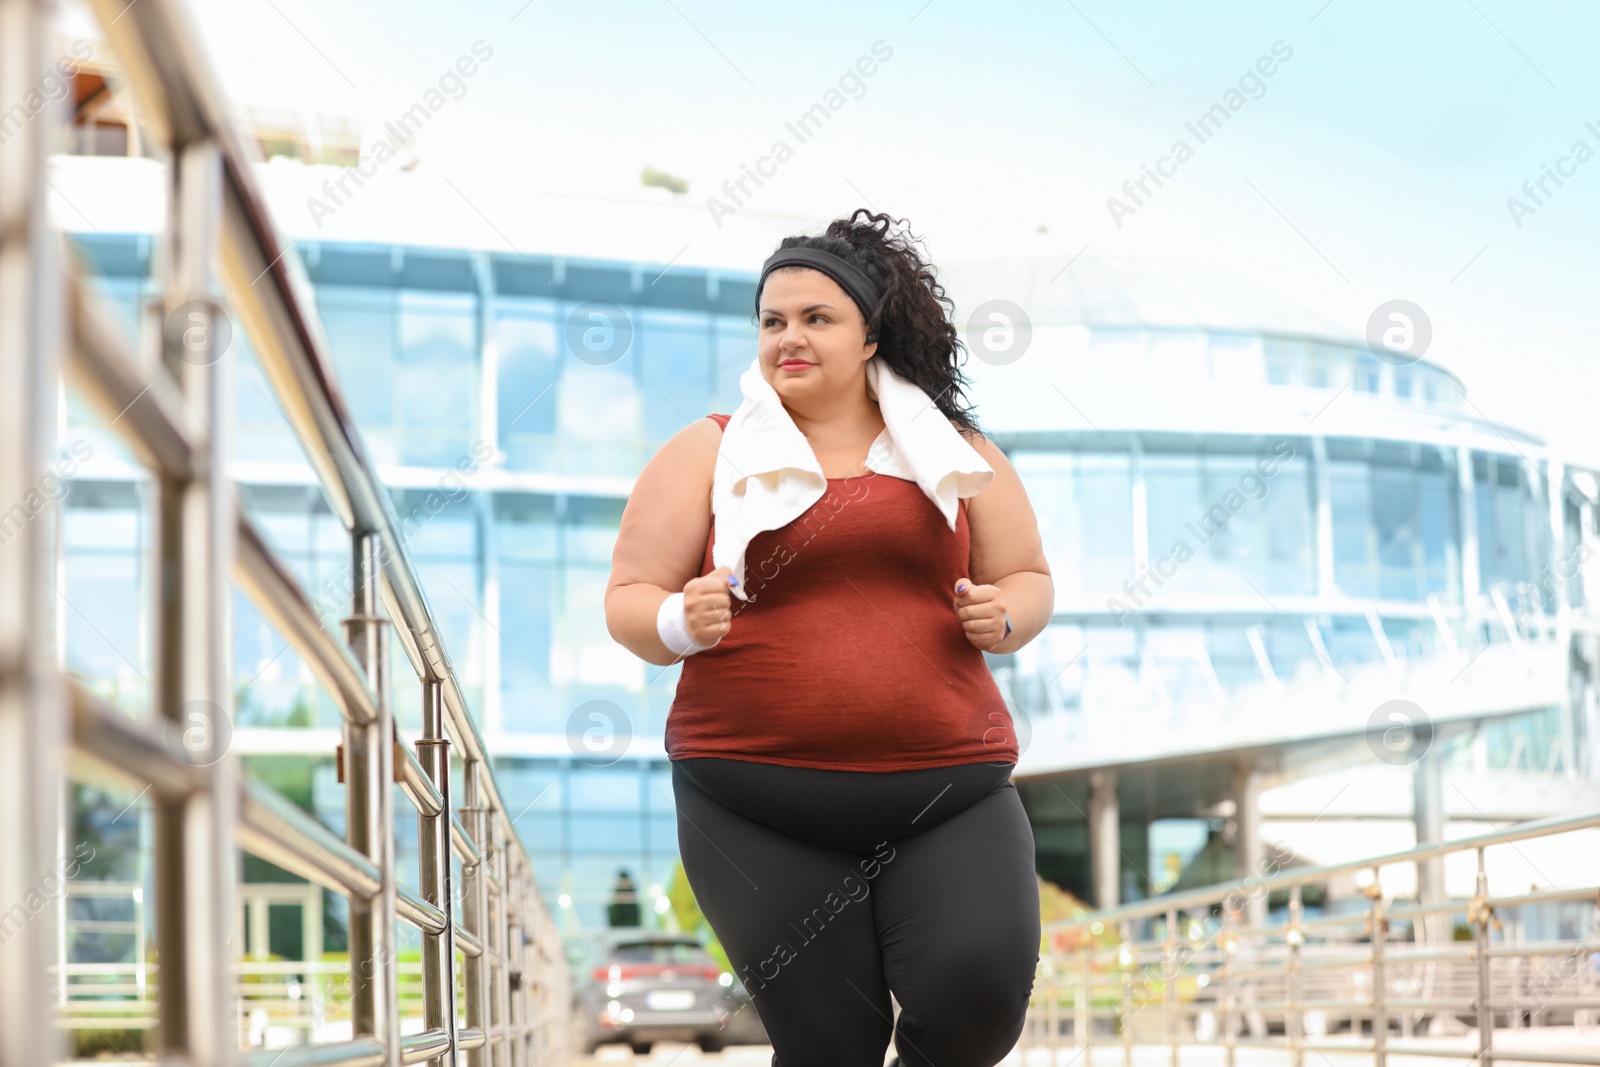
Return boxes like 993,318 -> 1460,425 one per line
57,0 -> 1600,464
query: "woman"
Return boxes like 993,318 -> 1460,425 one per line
605,209 -> 1053,1067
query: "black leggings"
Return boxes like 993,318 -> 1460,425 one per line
671,756 -> 1041,1067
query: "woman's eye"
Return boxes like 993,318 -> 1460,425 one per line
762,314 -> 828,326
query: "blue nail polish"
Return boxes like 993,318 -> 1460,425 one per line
728,575 -> 739,586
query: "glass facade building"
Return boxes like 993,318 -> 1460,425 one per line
932,257 -> 1600,902
59,228 -> 1599,924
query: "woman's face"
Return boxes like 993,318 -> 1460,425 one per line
757,266 -> 878,400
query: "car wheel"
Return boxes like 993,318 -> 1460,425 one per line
630,1041 -> 653,1055
697,1034 -> 726,1053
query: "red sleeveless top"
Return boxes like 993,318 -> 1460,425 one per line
663,413 -> 1018,772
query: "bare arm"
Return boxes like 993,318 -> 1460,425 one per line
605,417 -> 725,666
957,424 -> 1053,655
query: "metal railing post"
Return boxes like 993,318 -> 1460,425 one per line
1368,870 -> 1387,1067
1221,907 -> 1236,1067
1079,945 -> 1093,1057
1287,885 -> 1304,1067
152,134 -> 237,1067
506,852 -> 525,1067
1473,846 -> 1496,1067
491,812 -> 509,1067
0,1 -> 68,1061
418,677 -> 457,1067
344,531 -> 399,1066
1028,815 -> 1600,1067
462,760 -> 489,1067
1120,919 -> 1134,1067
1164,908 -> 1179,1067
1046,947 -> 1060,1059
39,3 -> 567,1061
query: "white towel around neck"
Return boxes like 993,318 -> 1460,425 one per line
710,355 -> 994,602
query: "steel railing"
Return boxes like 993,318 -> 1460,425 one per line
0,0 -> 566,1064
1020,810 -> 1600,1067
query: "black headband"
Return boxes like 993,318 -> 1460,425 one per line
756,246 -> 882,342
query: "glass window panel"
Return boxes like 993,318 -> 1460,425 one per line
560,566 -> 642,690
510,815 -> 563,852
499,561 -> 556,733
234,340 -> 302,463
648,813 -> 679,854
316,286 -> 397,463
1198,451 -> 1277,595
1079,456 -> 1135,565
1145,454 -> 1203,580
1264,338 -> 1305,386
714,316 -> 758,411
495,758 -> 563,811
1355,351 -> 1382,393
62,550 -> 145,693
1016,451 -> 1134,602
64,505 -> 140,549
496,299 -> 559,469
1325,615 -> 1378,667
1373,464 -> 1420,600
1312,344 -> 1354,390
559,301 -> 643,477
569,767 -> 641,812
1330,461 -> 1376,597
1261,444 -> 1315,595
397,290 -> 478,466
567,815 -> 641,853
639,308 -> 712,442
565,498 -> 625,565
647,763 -> 675,812
496,494 -> 558,563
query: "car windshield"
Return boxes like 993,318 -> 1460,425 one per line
609,940 -> 704,964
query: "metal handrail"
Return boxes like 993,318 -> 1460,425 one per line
1046,810 -> 1600,929
80,0 -> 521,864
1023,810 -> 1600,1067
0,0 -> 567,1064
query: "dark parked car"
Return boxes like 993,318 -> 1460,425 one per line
567,928 -> 765,1055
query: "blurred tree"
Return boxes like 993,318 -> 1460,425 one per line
664,858 -> 733,973
606,868 -> 641,927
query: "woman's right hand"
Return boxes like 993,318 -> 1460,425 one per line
682,566 -> 737,647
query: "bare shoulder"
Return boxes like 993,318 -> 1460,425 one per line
609,416 -> 724,598
650,416 -> 724,505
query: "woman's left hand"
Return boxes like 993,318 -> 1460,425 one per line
953,577 -> 1011,652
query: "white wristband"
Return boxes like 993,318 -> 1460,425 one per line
657,591 -> 721,657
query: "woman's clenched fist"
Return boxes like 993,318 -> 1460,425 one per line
683,566 -> 738,647
953,576 -> 1011,652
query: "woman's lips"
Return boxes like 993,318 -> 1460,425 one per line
779,360 -> 812,370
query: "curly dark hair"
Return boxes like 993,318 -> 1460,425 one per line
756,208 -> 983,439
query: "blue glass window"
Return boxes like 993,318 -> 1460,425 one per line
1016,451 -> 1135,601
1329,449 -> 1376,597
638,307 -> 712,443
397,290 -> 478,466
316,286 -> 398,463
496,298 -> 558,470
558,300 -> 642,477
714,315 -> 759,412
